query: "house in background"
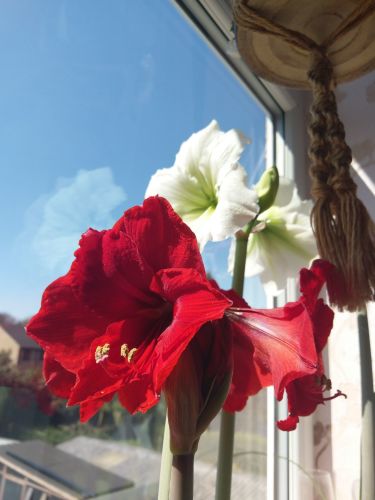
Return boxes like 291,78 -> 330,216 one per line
0,315 -> 43,368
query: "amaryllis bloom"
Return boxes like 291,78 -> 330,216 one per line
145,120 -> 259,249
27,197 -> 338,451
276,260 -> 346,431
229,177 -> 317,293
226,259 -> 344,430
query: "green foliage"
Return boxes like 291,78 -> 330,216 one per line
0,361 -> 166,450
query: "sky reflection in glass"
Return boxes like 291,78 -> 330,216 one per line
0,0 -> 267,319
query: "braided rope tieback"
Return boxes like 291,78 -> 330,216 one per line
308,51 -> 375,310
234,0 -> 375,311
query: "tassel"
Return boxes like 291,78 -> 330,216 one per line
308,50 -> 375,311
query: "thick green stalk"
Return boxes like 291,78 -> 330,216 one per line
358,311 -> 375,500
158,416 -> 173,500
215,233 -> 249,500
170,454 -> 194,500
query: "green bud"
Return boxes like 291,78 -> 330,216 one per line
255,166 -> 279,213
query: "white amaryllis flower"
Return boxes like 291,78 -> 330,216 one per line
229,177 -> 317,293
145,120 -> 259,248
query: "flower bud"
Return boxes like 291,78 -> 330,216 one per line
255,166 -> 279,213
164,325 -> 232,455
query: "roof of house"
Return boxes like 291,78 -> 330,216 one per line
58,436 -> 267,499
0,440 -> 134,499
0,314 -> 39,349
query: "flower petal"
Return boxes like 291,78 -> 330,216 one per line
224,321 -> 272,412
231,177 -> 318,291
149,268 -> 232,393
210,166 -> 259,241
68,317 -> 162,413
277,414 -> 299,431
80,393 -> 114,422
146,167 -> 212,219
174,120 -> 221,177
227,301 -> 318,401
26,273 -> 108,372
117,378 -> 159,414
145,122 -> 255,248
205,128 -> 250,183
116,197 -> 206,276
44,354 -> 76,399
273,177 -> 296,208
276,260 -> 339,430
68,356 -> 124,407
72,228 -> 157,320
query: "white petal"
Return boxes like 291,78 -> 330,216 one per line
247,219 -> 317,290
228,176 -> 318,291
145,167 -> 209,213
203,129 -> 250,185
210,166 -> 259,241
228,236 -> 265,277
174,120 -> 220,177
146,121 -> 255,248
273,177 -> 296,207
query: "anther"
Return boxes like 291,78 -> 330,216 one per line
120,344 -> 129,358
127,348 -> 137,363
95,343 -> 110,363
120,344 -> 137,363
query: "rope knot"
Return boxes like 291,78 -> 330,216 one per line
307,50 -> 333,88
330,172 -> 357,196
310,182 -> 336,203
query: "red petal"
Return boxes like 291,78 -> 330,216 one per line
271,261 -> 337,430
118,378 -> 159,414
227,302 -> 318,401
224,320 -> 272,412
44,354 -> 76,399
299,259 -> 338,313
72,228 -> 157,320
311,299 -> 334,353
67,354 -> 124,407
67,313 -> 161,413
109,269 -> 232,414
115,197 -> 206,276
80,393 -> 114,422
277,415 -> 299,431
149,268 -> 232,393
27,273 -> 108,372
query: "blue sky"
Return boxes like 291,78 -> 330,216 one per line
0,1 -> 266,319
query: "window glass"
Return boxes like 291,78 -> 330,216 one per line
0,1 -> 269,497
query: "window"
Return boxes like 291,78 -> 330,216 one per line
0,1 -> 281,498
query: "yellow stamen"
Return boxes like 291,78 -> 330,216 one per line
95,343 -> 110,363
127,348 -> 137,363
120,344 -> 129,358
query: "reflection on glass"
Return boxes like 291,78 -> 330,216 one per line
298,469 -> 336,500
0,1 -> 267,498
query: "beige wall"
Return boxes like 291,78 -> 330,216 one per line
0,326 -> 20,365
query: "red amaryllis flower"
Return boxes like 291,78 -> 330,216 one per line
225,259 -> 344,431
27,197 -> 339,449
27,197 -> 233,444
275,260 -> 346,431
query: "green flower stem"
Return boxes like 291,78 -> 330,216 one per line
358,310 -> 375,500
158,415 -> 173,500
215,232 -> 249,500
231,232 -> 249,296
170,454 -> 194,500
